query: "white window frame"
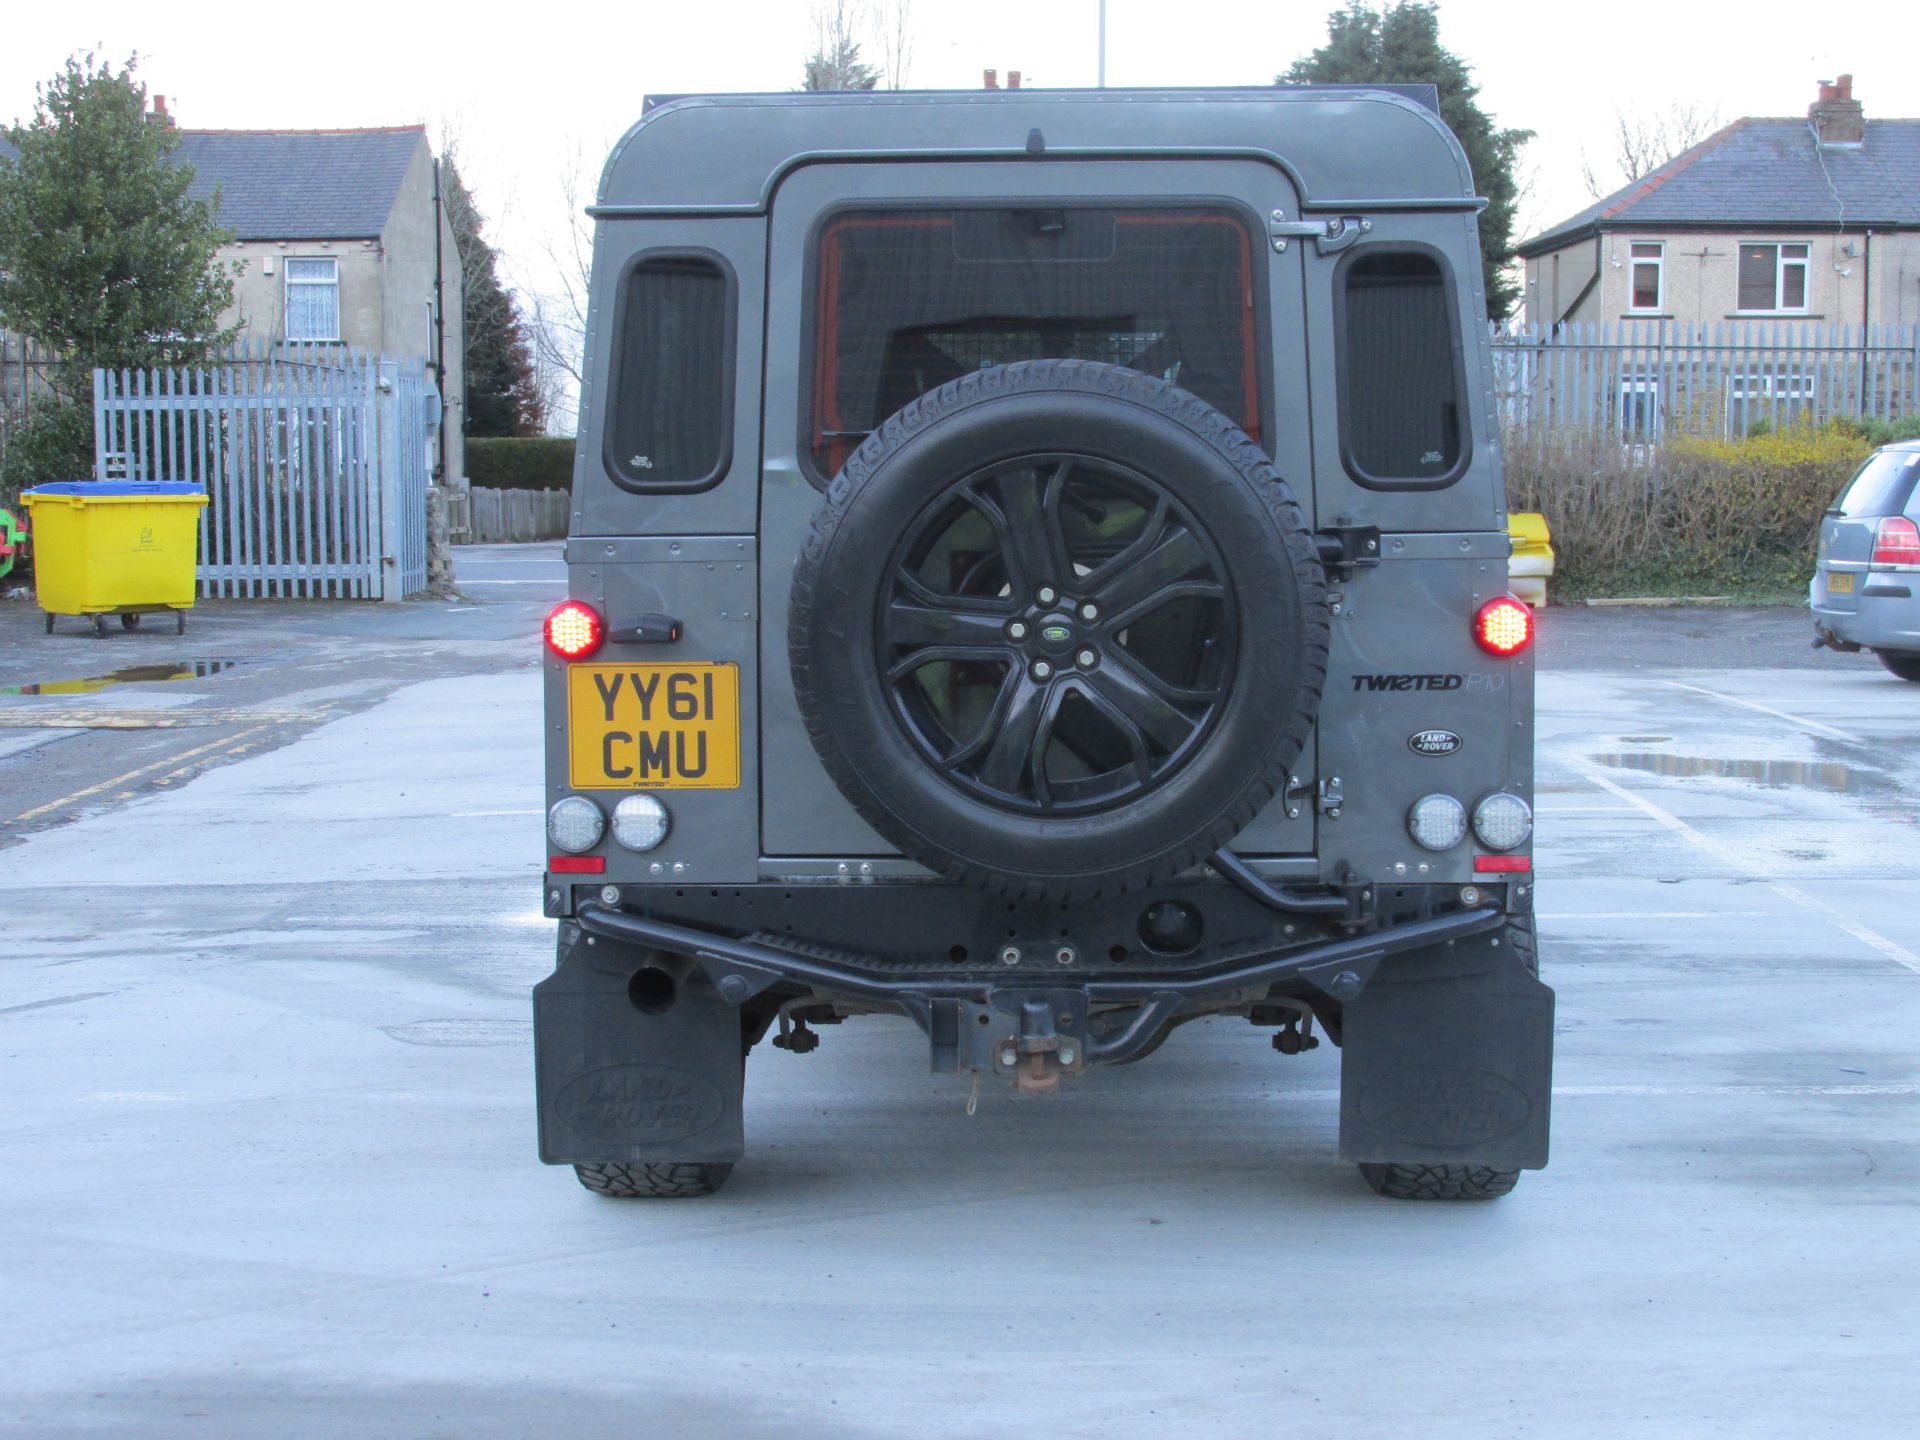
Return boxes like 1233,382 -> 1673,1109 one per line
1735,241 -> 1811,315
284,257 -> 341,342
1627,241 -> 1664,313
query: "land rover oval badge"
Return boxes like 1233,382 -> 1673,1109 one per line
1409,729 -> 1462,757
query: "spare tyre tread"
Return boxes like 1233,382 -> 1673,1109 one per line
790,360 -> 1328,901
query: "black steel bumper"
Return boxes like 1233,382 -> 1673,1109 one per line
572,900 -> 1506,1067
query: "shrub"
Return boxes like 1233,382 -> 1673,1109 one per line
1505,420 -> 1873,596
466,436 -> 575,491
0,398 -> 94,513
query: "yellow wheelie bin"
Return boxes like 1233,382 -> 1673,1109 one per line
21,482 -> 209,637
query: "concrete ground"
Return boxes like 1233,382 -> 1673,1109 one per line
2,565 -> 1916,1438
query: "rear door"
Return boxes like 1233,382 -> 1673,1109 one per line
757,158 -> 1314,861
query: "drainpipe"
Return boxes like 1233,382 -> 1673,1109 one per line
1859,228 -> 1873,412
432,156 -> 450,483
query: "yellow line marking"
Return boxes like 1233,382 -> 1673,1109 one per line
0,708 -> 321,730
12,723 -> 277,822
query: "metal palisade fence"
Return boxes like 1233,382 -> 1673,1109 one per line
92,342 -> 435,600
1490,321 -> 1920,439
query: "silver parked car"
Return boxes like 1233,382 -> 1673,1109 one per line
1812,441 -> 1920,680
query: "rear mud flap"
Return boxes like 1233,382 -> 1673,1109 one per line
1338,933 -> 1554,1170
534,924 -> 745,1166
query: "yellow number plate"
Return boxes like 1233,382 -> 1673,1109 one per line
1827,571 -> 1854,593
567,663 -> 740,790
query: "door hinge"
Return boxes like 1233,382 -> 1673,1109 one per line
1268,212 -> 1374,254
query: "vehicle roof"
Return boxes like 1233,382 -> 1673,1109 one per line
596,87 -> 1478,216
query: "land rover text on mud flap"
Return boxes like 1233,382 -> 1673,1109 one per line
534,86 -> 1553,1202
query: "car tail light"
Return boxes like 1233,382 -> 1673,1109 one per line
1474,596 -> 1534,656
1871,516 -> 1920,566
547,796 -> 605,854
544,601 -> 604,659
1471,793 -> 1533,851
1407,793 -> 1467,851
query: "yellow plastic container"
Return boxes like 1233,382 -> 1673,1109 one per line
22,482 -> 208,635
1507,511 -> 1556,609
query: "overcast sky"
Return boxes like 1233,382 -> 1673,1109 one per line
6,0 -> 1913,331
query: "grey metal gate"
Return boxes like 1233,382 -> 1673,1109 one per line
92,346 -> 434,600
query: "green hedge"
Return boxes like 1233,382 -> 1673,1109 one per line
466,437 -> 576,491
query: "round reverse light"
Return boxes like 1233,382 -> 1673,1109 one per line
1473,792 -> 1534,851
546,796 -> 605,854
612,794 -> 671,852
544,600 -> 604,660
1408,793 -> 1468,851
1474,596 -> 1534,657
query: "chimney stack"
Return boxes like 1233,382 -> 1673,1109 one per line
1008,71 -> 1022,90
147,94 -> 174,127
1810,73 -> 1863,146
983,69 -> 998,89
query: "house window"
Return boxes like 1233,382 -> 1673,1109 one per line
1629,242 -> 1663,312
285,258 -> 340,341
808,206 -> 1262,478
1737,243 -> 1810,312
607,253 -> 733,490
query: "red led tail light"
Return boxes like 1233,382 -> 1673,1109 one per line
544,601 -> 605,659
1474,596 -> 1535,657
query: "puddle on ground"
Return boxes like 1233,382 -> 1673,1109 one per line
0,659 -> 245,697
1594,752 -> 1866,793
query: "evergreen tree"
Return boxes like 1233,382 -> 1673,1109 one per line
0,51 -> 235,400
1283,4 -> 1532,318
441,158 -> 544,437
803,1 -> 881,91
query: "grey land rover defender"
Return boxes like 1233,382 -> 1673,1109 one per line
534,85 -> 1553,1201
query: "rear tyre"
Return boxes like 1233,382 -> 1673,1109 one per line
1359,1163 -> 1521,1200
120,613 -> 141,631
92,614 -> 108,638
573,1161 -> 733,1199
1874,650 -> 1920,682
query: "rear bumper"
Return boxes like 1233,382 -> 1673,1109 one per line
1813,589 -> 1920,652
573,899 -> 1506,1054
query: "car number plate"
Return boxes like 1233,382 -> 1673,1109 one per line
567,663 -> 740,790
1827,571 -> 1854,593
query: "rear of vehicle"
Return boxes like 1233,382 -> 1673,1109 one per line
1812,442 -> 1920,680
533,88 -> 1553,1202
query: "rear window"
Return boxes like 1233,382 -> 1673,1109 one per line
809,206 -> 1261,477
1836,450 -> 1920,518
1338,249 -> 1466,486
607,254 -> 731,490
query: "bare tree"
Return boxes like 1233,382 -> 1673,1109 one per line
520,146 -> 596,434
872,0 -> 915,89
1580,101 -> 1723,198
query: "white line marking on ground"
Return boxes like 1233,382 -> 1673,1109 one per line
1540,911 -> 1772,920
1654,678 -> 1866,743
450,809 -> 541,817
1567,759 -> 1920,976
1554,1084 -> 1919,1097
1536,803 -> 1641,813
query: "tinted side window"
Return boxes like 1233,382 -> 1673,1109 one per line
1837,451 -> 1920,518
810,207 -> 1262,477
608,255 -> 731,490
1339,250 -> 1465,486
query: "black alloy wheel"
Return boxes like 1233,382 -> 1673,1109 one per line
880,452 -> 1237,816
